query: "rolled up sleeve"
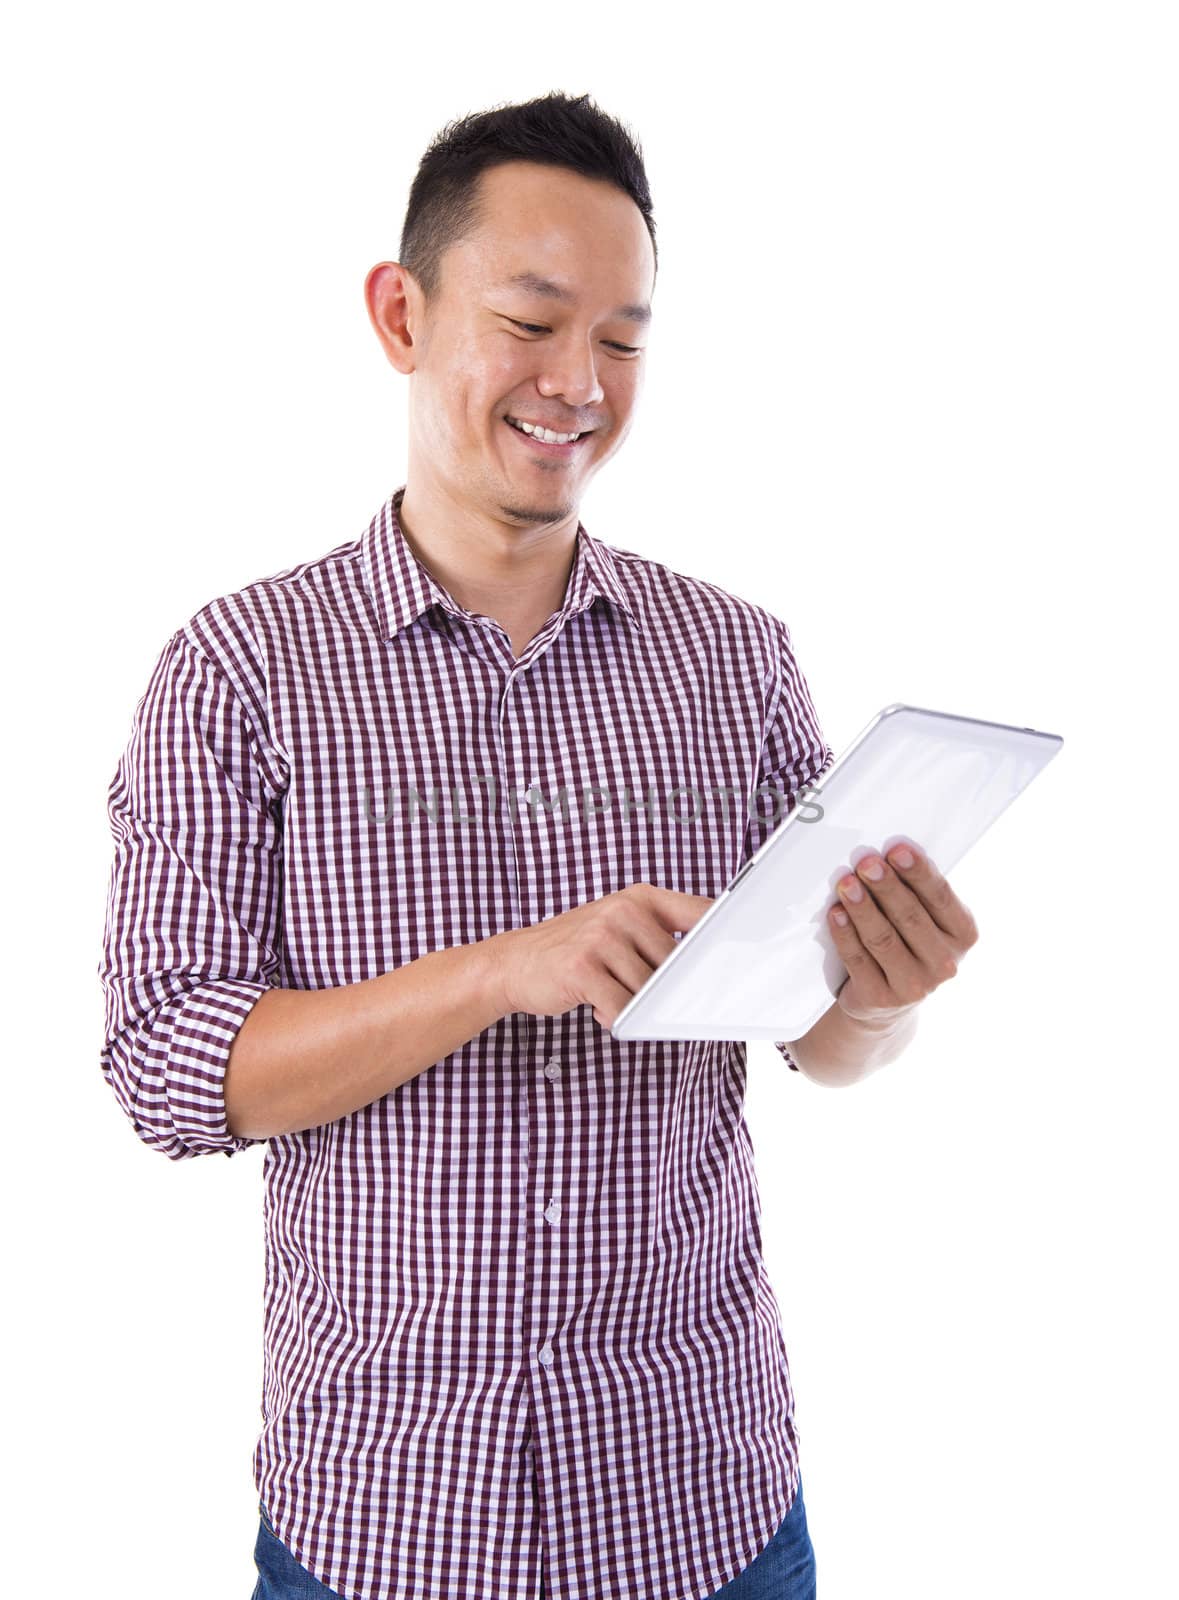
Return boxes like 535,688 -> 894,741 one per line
97,629 -> 285,1158
745,614 -> 836,1072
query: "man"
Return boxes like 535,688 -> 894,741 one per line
98,91 -> 977,1600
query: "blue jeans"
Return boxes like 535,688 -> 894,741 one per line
252,1477 -> 817,1598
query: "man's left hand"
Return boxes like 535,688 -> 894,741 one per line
828,841 -> 979,1027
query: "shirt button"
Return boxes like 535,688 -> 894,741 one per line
543,1199 -> 561,1224
538,1342 -> 555,1367
543,1058 -> 562,1080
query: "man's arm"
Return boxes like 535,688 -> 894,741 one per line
782,999 -> 919,1089
750,610 -> 842,1081
99,627 -> 518,1157
223,941 -> 506,1139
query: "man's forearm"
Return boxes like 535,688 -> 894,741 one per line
787,999 -> 919,1088
224,940 -> 507,1139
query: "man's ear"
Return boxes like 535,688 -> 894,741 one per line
364,261 -> 418,375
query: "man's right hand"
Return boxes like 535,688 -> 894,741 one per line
484,884 -> 715,1031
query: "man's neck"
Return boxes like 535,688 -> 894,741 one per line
397,477 -> 580,642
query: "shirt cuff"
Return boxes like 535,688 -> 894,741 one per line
774,1039 -> 802,1072
110,977 -> 273,1160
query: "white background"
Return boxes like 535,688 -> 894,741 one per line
3,3 -> 1175,1596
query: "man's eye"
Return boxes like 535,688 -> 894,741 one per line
508,319 -> 642,354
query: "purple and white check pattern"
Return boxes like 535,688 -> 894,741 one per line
98,485 -> 834,1600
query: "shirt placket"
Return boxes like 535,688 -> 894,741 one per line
487,606 -> 587,1513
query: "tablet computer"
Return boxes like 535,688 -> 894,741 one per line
610,702 -> 1063,1044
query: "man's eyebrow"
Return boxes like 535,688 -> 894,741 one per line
495,270 -> 652,327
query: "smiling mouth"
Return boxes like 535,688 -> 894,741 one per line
504,416 -> 592,452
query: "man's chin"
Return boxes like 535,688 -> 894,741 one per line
498,501 -> 576,526
494,476 -> 577,525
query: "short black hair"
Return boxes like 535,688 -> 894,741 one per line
398,90 -> 657,305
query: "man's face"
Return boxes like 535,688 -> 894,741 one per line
402,160 -> 655,527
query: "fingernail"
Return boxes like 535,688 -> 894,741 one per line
890,846 -> 915,869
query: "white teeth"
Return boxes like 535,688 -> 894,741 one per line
507,417 -> 582,444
